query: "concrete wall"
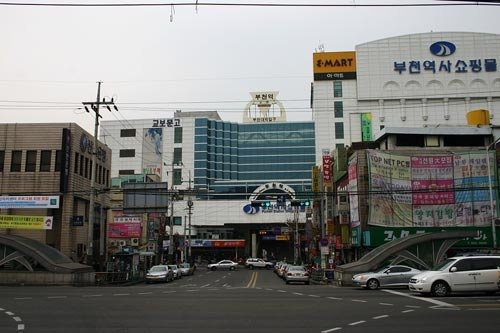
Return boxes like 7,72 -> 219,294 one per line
0,271 -> 95,286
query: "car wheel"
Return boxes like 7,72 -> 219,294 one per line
305,281 -> 310,285
230,266 -> 235,271
286,280 -> 290,284
431,281 -> 450,297
249,265 -> 254,270
211,267 -> 216,271
367,279 -> 380,290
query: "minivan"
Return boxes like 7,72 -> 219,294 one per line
409,255 -> 500,296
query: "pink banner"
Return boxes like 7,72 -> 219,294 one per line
108,223 -> 141,238
412,179 -> 454,204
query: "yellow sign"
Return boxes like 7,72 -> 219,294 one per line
313,51 -> 356,80
276,235 -> 290,241
312,166 -> 320,193
0,215 -> 53,230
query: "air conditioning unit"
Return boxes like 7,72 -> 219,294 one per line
110,240 -> 117,247
119,240 -> 127,247
131,238 -> 139,246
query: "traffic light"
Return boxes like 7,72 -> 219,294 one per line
290,200 -> 311,207
251,201 -> 272,208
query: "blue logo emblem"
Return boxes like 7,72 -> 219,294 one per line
243,204 -> 259,214
429,41 -> 456,57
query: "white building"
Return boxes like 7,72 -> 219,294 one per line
312,32 -> 500,164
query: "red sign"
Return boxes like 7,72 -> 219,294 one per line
212,240 -> 245,248
323,154 -> 332,182
108,223 -> 141,238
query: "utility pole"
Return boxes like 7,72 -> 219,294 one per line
187,170 -> 193,263
82,81 -> 117,267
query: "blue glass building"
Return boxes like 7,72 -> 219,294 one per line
194,118 -> 316,198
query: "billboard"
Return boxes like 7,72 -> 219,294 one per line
142,128 -> 163,176
123,182 -> 169,214
0,215 -> 53,230
0,196 -> 59,209
313,51 -> 356,80
367,150 -> 496,227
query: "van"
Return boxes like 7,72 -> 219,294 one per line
409,255 -> 500,297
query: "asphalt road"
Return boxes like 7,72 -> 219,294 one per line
1,268 -> 499,333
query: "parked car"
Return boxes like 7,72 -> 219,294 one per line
277,263 -> 290,278
179,263 -> 196,276
207,260 -> 239,271
146,265 -> 174,283
409,255 -> 500,297
168,264 -> 182,279
284,265 -> 310,285
352,265 -> 421,290
245,258 -> 274,269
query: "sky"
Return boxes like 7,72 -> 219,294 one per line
1,0 -> 500,134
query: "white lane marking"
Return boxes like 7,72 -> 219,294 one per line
429,305 -> 460,311
351,299 -> 367,303
48,296 -> 67,299
379,302 -> 393,306
402,309 -> 414,313
138,292 -> 153,295
321,327 -> 342,333
162,291 -> 176,294
405,305 -> 421,308
215,280 -> 220,283
186,289 -> 198,292
309,295 -> 320,298
382,289 -> 457,308
277,290 -> 287,293
200,284 -> 211,288
255,287 -> 262,290
373,315 -> 389,320
265,288 -> 273,291
113,293 -> 130,296
14,297 -> 32,300
293,292 -> 304,296
222,284 -> 229,288
349,321 -> 366,326
5,312 -> 14,316
83,294 -> 102,298
328,297 -> 343,300
18,324 -> 25,331
13,317 -> 22,322
0,308 -> 4,311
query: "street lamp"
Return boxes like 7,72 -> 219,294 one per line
486,137 -> 500,249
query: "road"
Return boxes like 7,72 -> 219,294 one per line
1,267 -> 499,333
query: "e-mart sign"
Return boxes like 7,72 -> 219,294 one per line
313,51 -> 356,80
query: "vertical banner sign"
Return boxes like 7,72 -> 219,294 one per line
312,166 -> 320,194
361,113 -> 372,142
322,150 -> 332,182
60,128 -> 71,193
348,154 -> 360,227
142,128 -> 163,177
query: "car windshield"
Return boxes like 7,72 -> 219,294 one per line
168,265 -> 177,270
150,266 -> 166,272
374,266 -> 390,273
288,266 -> 305,272
180,263 -> 190,268
431,259 -> 455,271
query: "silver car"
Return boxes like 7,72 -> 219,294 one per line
145,265 -> 174,284
352,265 -> 421,290
284,265 -> 310,285
207,260 -> 238,271
168,265 -> 182,279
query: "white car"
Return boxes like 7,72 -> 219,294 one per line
409,255 -> 500,297
245,258 -> 274,270
352,265 -> 421,290
207,260 -> 239,271
168,265 -> 182,279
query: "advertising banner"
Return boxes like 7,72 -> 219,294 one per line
367,150 -> 496,228
212,240 -> 246,248
313,51 -> 357,80
113,216 -> 142,224
348,154 -> 360,227
0,215 -> 53,230
142,128 -> 163,177
0,196 -> 59,209
108,223 -> 141,238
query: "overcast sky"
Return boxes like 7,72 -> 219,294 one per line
1,0 -> 499,134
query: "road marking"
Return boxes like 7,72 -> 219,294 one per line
18,324 -> 25,331
186,289 -> 198,292
349,321 -> 366,326
0,308 -> 3,311
6,312 -> 14,316
309,295 -> 320,298
138,292 -> 153,295
246,272 -> 258,288
293,292 -> 304,296
200,284 -> 211,288
265,288 -> 273,291
379,303 -> 393,306
405,305 -> 421,308
382,289 -> 457,308
373,315 -> 389,320
277,290 -> 287,293
162,291 -> 176,294
402,309 -> 414,313
113,293 -> 130,296
215,280 -> 220,283
13,317 -> 22,322
328,297 -> 342,300
321,327 -> 342,333
351,299 -> 367,303
14,297 -> 33,300
83,294 -> 102,297
48,296 -> 67,299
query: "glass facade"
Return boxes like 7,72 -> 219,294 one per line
194,119 -> 315,198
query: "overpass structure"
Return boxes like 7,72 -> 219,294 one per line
0,234 -> 94,285
334,230 -> 479,285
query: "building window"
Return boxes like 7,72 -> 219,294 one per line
120,149 -> 135,158
120,129 -> 136,137
80,155 -> 84,176
10,150 -> 22,172
85,158 -> 89,178
40,150 -> 51,172
74,152 -> 79,173
55,150 -> 62,172
0,151 -> 4,172
174,127 -> 183,143
173,169 -> 182,186
119,169 -> 134,175
24,150 -> 37,172
333,81 -> 343,98
173,148 -> 182,164
335,122 -> 344,139
334,101 -> 343,118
